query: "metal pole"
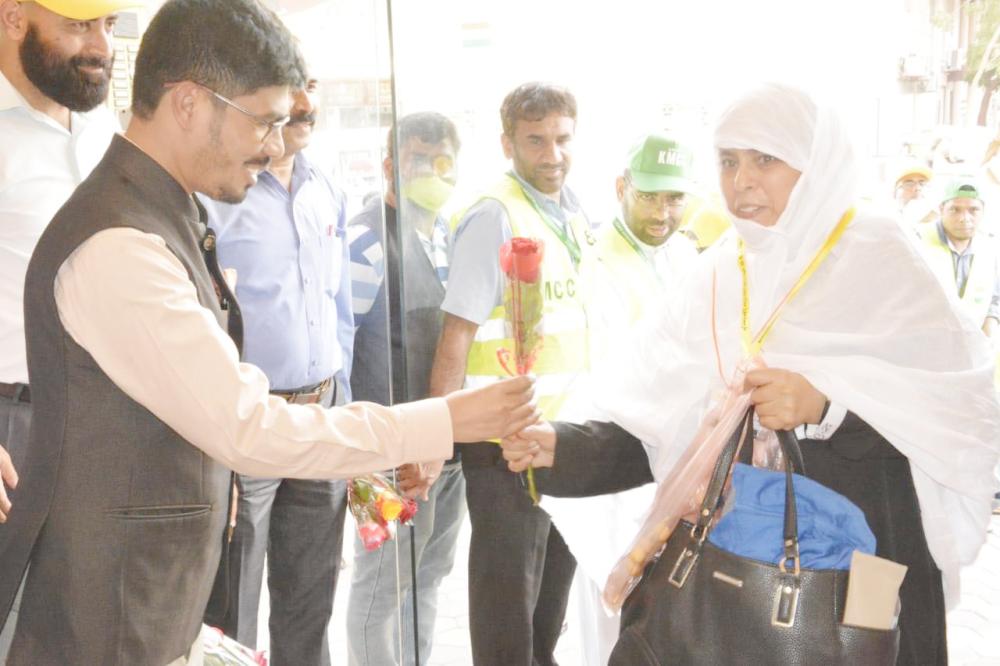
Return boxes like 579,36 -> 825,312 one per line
384,1 -> 419,662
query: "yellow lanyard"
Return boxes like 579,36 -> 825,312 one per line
738,208 -> 855,356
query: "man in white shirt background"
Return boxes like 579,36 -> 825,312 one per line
0,0 -> 133,658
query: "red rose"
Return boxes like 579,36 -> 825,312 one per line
398,497 -> 418,525
499,237 -> 544,284
358,521 -> 391,551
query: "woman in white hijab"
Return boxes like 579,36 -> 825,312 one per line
502,83 -> 1000,664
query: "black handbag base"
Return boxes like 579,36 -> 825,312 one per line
610,520 -> 900,666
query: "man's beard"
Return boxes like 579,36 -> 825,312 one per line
200,112 -> 271,205
19,24 -> 113,112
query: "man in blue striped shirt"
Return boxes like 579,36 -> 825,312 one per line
202,77 -> 353,666
346,112 -> 462,666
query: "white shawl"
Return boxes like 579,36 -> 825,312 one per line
597,83 -> 1000,605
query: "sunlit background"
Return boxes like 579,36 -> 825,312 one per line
118,0 -> 1000,224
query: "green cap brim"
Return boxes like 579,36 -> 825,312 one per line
629,172 -> 693,194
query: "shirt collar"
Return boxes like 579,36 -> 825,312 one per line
0,68 -> 102,135
936,219 -> 977,256
291,151 -> 318,191
0,69 -> 23,112
111,134 -> 200,224
259,151 -> 320,196
616,217 -> 670,260
508,169 -> 579,217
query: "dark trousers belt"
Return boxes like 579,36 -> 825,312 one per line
0,382 -> 30,404
271,377 -> 333,405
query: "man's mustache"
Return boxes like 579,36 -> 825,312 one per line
71,55 -> 113,75
288,111 -> 316,127
245,157 -> 271,169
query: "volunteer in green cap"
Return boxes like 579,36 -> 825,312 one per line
585,134 -> 700,355
603,134 -> 699,315
551,135 -> 700,665
0,0 -> 136,657
917,179 -> 1000,335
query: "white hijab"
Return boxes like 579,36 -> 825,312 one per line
597,83 -> 1000,605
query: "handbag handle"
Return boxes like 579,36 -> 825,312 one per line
671,407 -> 807,586
775,429 -> 803,574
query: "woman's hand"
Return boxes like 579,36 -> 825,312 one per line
745,368 -> 827,431
500,421 -> 556,473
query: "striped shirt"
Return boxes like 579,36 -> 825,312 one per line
349,200 -> 449,323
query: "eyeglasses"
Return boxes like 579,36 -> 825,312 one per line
202,86 -> 290,145
626,180 -> 686,208
409,152 -> 455,179
897,178 -> 927,191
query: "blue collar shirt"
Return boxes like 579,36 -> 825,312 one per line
205,152 -> 353,396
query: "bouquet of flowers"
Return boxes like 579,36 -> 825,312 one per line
497,237 -> 545,503
348,474 -> 418,551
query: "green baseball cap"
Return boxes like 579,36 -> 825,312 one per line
940,178 -> 983,205
626,134 -> 694,194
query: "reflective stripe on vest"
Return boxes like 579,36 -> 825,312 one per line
920,228 -> 997,325
454,175 -> 590,420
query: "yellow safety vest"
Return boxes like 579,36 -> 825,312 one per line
919,225 -> 998,327
591,219 -> 659,325
454,175 -> 592,420
585,219 -> 697,360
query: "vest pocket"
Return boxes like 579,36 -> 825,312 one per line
107,504 -> 211,520
108,503 -> 220,662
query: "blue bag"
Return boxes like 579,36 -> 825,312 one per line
708,462 -> 876,569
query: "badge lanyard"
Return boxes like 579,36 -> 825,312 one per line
737,208 -> 855,356
613,217 -> 663,282
516,180 -> 583,268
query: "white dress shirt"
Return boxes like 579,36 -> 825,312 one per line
54,227 -> 453,478
0,70 -> 119,383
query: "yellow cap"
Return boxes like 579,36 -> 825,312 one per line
895,164 -> 932,185
19,0 -> 142,20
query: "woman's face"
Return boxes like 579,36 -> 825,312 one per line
718,148 -> 802,227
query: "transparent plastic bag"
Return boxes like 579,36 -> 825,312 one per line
751,426 -> 784,471
602,358 -> 763,610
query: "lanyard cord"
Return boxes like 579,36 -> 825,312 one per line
736,208 -> 856,356
612,218 -> 663,280
515,179 -> 582,267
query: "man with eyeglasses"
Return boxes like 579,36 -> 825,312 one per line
599,134 -> 698,326
0,0 -> 137,658
200,76 -> 352,666
346,111 -> 463,666
895,163 -> 935,228
0,1 -> 535,664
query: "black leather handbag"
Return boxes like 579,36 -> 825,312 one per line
609,409 -> 900,665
